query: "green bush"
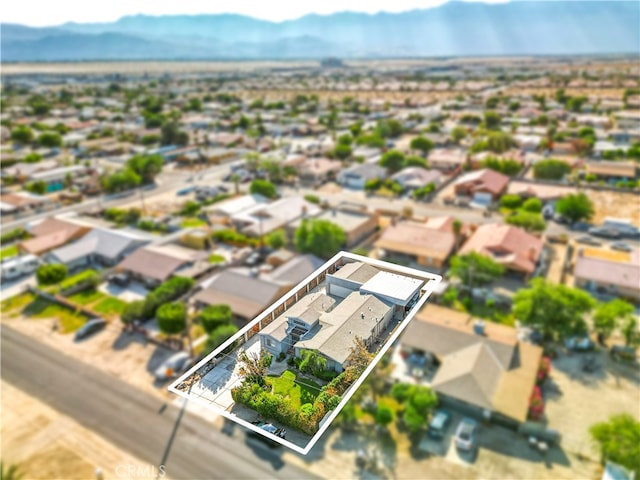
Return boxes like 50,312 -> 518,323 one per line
505,211 -> 546,232
121,300 -> 144,325
522,198 -> 543,213
156,302 -> 186,335
206,324 -> 239,354
199,304 -> 233,334
60,269 -> 100,291
500,194 -> 523,209
250,179 -> 277,199
1,228 -> 29,244
304,194 -> 320,204
391,382 -> 416,403
36,264 -> 67,286
211,229 -> 258,247
277,352 -> 286,362
142,277 -> 194,319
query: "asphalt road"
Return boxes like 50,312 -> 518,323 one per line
2,161 -> 235,231
1,325 -> 318,480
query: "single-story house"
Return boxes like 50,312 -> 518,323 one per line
1,159 -> 59,181
573,247 -> 640,302
375,220 -> 456,271
427,149 -> 467,173
192,269 -> 291,323
206,194 -> 269,225
292,205 -> 378,247
337,164 -> 387,189
264,254 -> 326,284
233,196 -> 321,237
399,304 -> 543,427
45,228 -> 150,270
506,182 -> 577,201
459,224 -> 544,277
584,161 -> 637,180
0,192 -> 51,215
453,169 -> 510,201
19,217 -> 91,256
297,158 -> 342,186
392,167 -> 443,191
116,244 -> 208,287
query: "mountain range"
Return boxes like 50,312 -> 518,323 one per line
2,1 -> 639,61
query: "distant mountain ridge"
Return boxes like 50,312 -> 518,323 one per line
2,1 -> 639,61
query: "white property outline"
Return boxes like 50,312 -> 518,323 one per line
169,251 -> 442,455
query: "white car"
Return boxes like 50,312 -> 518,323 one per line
154,352 -> 192,381
454,418 -> 479,451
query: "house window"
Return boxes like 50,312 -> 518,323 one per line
266,338 -> 274,348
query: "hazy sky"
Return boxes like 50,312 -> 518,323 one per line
5,0 -> 510,27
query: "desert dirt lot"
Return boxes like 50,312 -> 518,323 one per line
3,313 -> 178,401
589,190 -> 640,227
1,381 -> 157,480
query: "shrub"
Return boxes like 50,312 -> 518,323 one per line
60,269 -> 100,291
376,405 -> 395,426
391,382 -> 416,403
142,277 -> 194,319
506,211 -> 546,232
304,194 -> 321,204
522,198 -> 543,213
250,179 -> 277,199
156,302 -> 186,335
206,324 -> 239,354
36,264 -> 67,285
1,228 -> 29,244
121,300 -> 144,325
500,194 -> 522,210
199,304 -> 233,334
533,159 -> 571,180
277,352 -> 286,362
181,200 -> 201,216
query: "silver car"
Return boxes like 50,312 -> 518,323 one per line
454,418 -> 479,451
154,352 -> 192,381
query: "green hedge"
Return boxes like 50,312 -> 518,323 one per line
142,276 -> 195,319
60,269 -> 100,291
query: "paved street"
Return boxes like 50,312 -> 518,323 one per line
1,325 -> 319,480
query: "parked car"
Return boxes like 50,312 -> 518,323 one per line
74,318 -> 107,341
610,242 -> 633,252
176,186 -> 195,196
589,227 -> 621,239
428,409 -> 452,439
564,336 -> 595,352
252,421 -> 286,439
108,272 -> 130,287
454,418 -> 479,451
576,235 -> 602,246
552,213 -> 569,224
570,222 -> 592,232
154,352 -> 193,381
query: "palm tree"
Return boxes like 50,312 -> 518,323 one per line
230,173 -> 241,195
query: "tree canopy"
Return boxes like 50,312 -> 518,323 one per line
533,159 -> 571,180
410,136 -> 434,155
294,219 -> 346,259
449,252 -> 505,287
199,304 -> 233,334
126,154 -> 163,184
249,179 -> 277,199
36,264 -> 67,285
555,192 -> 594,223
513,278 -> 595,340
593,299 -> 635,340
505,211 -> 546,232
379,150 -> 405,172
11,125 -> 34,144
590,414 -> 640,478
37,132 -> 62,148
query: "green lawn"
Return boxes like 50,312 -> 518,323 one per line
1,292 -> 36,315
0,245 -> 19,260
267,370 -> 321,408
93,297 -> 127,316
208,253 -> 225,264
24,297 -> 88,333
68,289 -> 106,306
181,217 -> 208,228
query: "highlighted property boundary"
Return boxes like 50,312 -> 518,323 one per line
169,251 -> 441,455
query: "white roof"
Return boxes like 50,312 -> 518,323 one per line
209,194 -> 268,216
360,271 -> 424,303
